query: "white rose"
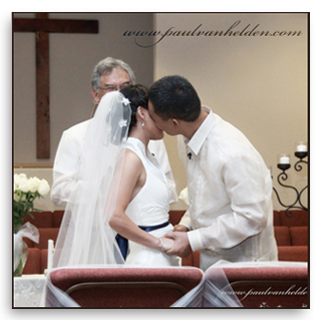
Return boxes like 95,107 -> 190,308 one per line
28,177 -> 41,193
14,173 -> 28,187
38,179 -> 50,196
14,174 -> 19,185
179,187 -> 189,206
19,180 -> 29,192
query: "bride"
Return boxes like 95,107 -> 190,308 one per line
52,85 -> 179,269
109,84 -> 180,266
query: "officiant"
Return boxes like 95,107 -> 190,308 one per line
50,57 -> 177,207
148,75 -> 278,271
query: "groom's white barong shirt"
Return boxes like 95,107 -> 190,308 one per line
51,119 -> 178,206
179,107 -> 278,270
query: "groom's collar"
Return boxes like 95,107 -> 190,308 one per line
186,106 -> 215,156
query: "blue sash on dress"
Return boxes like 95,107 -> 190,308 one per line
115,221 -> 170,260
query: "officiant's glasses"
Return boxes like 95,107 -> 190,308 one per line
98,82 -> 131,93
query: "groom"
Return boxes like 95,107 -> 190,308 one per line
149,75 -> 278,271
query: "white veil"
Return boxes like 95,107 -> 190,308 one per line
52,91 -> 131,268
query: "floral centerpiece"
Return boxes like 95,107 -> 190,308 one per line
13,173 -> 50,276
14,173 -> 50,232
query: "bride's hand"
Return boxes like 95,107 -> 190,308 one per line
159,237 -> 174,252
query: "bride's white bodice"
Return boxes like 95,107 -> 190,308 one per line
125,137 -> 170,226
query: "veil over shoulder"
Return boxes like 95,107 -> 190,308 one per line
52,91 -> 131,268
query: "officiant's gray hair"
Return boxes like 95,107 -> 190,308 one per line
91,57 -> 136,91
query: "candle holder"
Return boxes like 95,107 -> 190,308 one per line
272,144 -> 308,217
277,164 -> 291,171
294,141 -> 308,164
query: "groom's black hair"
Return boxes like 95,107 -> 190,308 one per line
148,75 -> 201,122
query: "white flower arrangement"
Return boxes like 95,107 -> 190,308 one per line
13,173 -> 50,233
14,173 -> 50,195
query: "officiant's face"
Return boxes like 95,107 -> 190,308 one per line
92,68 -> 131,104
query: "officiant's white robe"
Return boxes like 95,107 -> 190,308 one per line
51,119 -> 178,206
179,107 -> 278,271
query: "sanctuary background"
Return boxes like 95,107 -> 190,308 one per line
13,13 -> 308,212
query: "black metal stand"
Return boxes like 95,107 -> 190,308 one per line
272,152 -> 308,217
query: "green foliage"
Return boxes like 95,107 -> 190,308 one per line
13,190 -> 42,233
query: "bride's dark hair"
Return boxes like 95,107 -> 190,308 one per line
120,84 -> 148,132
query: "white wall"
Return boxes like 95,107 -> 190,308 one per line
13,12 -> 154,164
154,13 -> 308,211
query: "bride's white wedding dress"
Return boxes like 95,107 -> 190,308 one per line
45,92 -> 183,307
124,137 -> 180,267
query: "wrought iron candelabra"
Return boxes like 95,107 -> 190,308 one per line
272,141 -> 308,217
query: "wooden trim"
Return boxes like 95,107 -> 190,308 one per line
36,30 -> 50,159
65,281 -> 189,296
13,18 -> 99,33
14,163 -> 53,168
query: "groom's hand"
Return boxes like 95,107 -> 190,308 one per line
164,231 -> 192,257
173,225 -> 189,232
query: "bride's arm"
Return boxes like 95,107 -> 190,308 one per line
109,149 -> 171,251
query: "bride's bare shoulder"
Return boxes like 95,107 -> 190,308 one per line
123,148 -> 143,173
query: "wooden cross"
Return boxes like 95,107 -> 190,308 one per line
13,13 -> 99,159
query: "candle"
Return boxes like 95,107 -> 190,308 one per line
279,155 -> 290,164
47,239 -> 54,271
296,142 -> 307,152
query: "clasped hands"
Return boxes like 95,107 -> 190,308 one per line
159,225 -> 192,257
